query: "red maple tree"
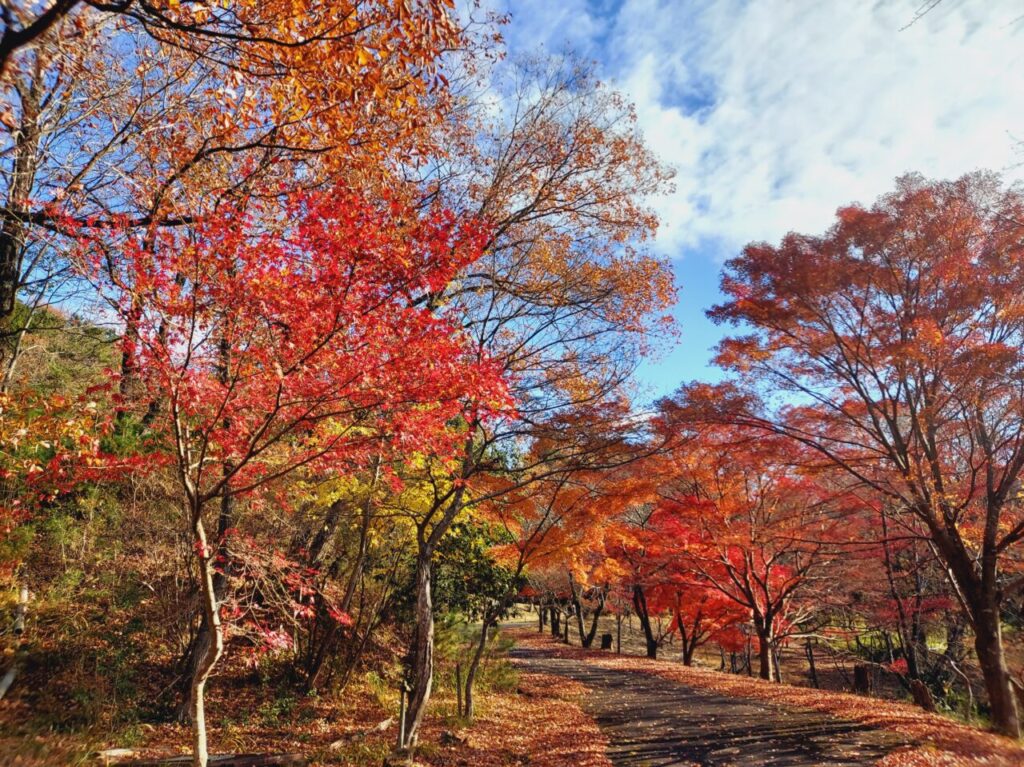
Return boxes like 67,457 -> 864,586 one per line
76,186 -> 509,766
709,172 -> 1024,734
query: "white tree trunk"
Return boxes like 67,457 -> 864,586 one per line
190,514 -> 224,767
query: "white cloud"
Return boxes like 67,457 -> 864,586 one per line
484,0 -> 1024,257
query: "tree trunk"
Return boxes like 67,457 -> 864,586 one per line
918,496 -> 1024,736
682,642 -> 696,666
0,582 -> 29,700
853,664 -> 872,695
402,551 -> 434,749
336,555 -> 402,693
932,520 -> 1021,737
582,587 -> 607,649
753,617 -> 774,681
176,333 -> 235,723
805,638 -> 819,689
176,489 -> 234,723
190,513 -> 224,767
632,584 -> 658,659
569,575 -> 586,646
302,465 -> 380,690
303,498 -> 347,568
974,600 -> 1020,738
757,637 -> 773,681
910,679 -> 937,712
463,617 -> 491,720
397,444 -> 473,753
455,663 -> 463,718
675,592 -> 699,666
0,53 -> 41,326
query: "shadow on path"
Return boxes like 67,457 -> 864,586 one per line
511,644 -> 910,766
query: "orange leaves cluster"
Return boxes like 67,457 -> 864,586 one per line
477,400 -> 658,592
713,173 -> 1024,389
709,171 -> 1024,569
126,0 -> 459,158
1,0 -> 465,258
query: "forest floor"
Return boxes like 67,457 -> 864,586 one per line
6,624 -> 1024,766
508,628 -> 1024,767
512,638 -> 904,765
0,627 -> 611,767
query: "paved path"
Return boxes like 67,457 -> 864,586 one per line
511,644 -> 911,767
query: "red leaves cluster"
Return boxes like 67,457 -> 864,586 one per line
78,186 -> 511,502
212,531 -> 353,662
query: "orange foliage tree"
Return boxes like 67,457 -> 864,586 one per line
394,54 -> 676,749
650,409 -> 837,680
455,400 -> 655,714
0,0 -> 462,376
709,172 -> 1024,735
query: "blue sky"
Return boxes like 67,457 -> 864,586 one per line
477,0 -> 1024,402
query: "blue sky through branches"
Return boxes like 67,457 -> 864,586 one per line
479,0 -> 1024,401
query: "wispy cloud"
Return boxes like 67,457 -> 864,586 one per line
481,0 -> 1024,257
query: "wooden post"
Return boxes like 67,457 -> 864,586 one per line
616,614 -> 622,654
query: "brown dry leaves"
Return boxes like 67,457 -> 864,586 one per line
0,656 -> 611,767
416,673 -> 611,767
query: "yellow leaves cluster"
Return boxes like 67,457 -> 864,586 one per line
0,392 -> 103,480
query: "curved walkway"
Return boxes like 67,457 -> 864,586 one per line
511,643 -> 911,766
